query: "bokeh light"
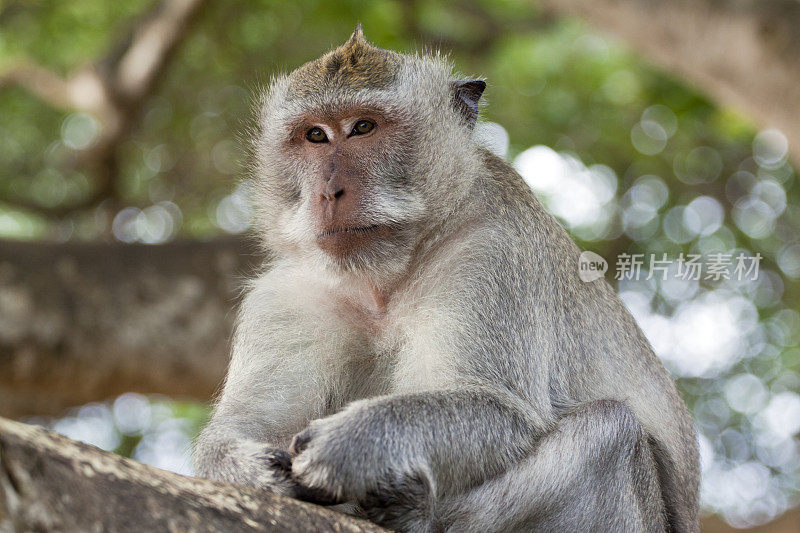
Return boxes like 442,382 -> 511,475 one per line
3,3 -> 798,527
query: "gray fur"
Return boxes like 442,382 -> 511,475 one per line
194,29 -> 700,532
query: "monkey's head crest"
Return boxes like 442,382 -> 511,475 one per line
348,22 -> 366,44
287,24 -> 401,99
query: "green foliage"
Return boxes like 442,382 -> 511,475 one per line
3,0 -> 799,527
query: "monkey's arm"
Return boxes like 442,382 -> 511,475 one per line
438,400 -> 667,533
193,267 -> 352,496
290,386 -> 543,504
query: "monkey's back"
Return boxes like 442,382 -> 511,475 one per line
450,148 -> 701,530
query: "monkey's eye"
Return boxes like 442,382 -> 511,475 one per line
351,120 -> 375,136
306,127 -> 328,143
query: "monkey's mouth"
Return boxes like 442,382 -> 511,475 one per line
316,224 -> 381,239
315,224 -> 389,257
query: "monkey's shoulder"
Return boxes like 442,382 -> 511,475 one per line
473,147 -> 566,235
476,148 -> 536,206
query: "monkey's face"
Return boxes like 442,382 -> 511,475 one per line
282,105 -> 419,265
247,86 -> 430,281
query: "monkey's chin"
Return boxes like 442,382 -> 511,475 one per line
315,224 -> 411,278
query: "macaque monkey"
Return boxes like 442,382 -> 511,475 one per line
195,26 -> 700,533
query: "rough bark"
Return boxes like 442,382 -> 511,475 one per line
0,237 -> 262,419
537,0 -> 800,166
0,417 -> 384,532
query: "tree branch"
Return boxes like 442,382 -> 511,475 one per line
0,0 -> 209,220
109,0 -> 206,103
0,236 -> 261,418
0,62 -> 75,111
536,0 -> 800,166
0,417 -> 385,532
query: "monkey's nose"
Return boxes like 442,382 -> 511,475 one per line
320,185 -> 344,202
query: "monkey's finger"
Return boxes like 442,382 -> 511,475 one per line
264,449 -> 293,472
289,430 -> 311,456
292,482 -> 343,506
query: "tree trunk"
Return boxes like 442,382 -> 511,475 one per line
537,0 -> 800,166
0,417 -> 384,532
0,237 -> 261,418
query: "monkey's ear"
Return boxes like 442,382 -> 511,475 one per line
451,80 -> 486,129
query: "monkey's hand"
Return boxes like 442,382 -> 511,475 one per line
288,401 -> 434,508
244,446 -> 300,495
194,438 -> 312,498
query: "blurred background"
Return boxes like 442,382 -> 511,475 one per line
1,1 -> 799,531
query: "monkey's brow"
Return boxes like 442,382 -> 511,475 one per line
286,107 -> 395,132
